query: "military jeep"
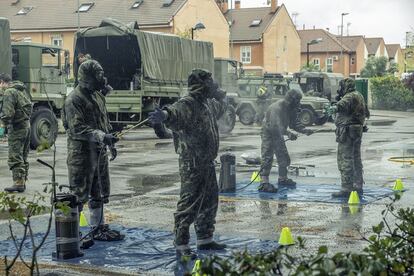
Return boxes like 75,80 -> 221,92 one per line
236,76 -> 330,126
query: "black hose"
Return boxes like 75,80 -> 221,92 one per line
236,165 -> 265,191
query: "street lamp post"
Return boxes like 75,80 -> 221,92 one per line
191,22 -> 206,40
340,12 -> 349,71
307,38 -> 323,67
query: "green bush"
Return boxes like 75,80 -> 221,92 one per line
371,76 -> 414,110
189,196 -> 414,275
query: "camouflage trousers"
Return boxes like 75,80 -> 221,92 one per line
255,100 -> 270,125
8,121 -> 31,182
174,157 -> 219,248
336,125 -> 364,192
261,127 -> 290,179
67,139 -> 110,210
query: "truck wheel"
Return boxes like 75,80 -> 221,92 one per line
218,105 -> 236,134
314,115 -> 328,126
298,108 -> 315,126
238,105 -> 255,125
30,107 -> 58,149
153,123 -> 172,139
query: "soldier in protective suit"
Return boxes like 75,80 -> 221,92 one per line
330,78 -> 370,197
259,89 -> 313,193
255,84 -> 272,125
148,69 -> 227,259
0,73 -> 32,193
63,59 -> 123,241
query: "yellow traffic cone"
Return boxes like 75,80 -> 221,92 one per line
278,227 -> 295,246
348,191 -> 360,205
79,211 -> 89,227
348,205 -> 359,215
192,259 -> 204,276
392,178 -> 404,191
251,171 -> 261,182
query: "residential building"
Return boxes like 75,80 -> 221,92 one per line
298,29 -> 352,77
338,36 -> 368,77
386,44 -> 404,75
364,37 -> 388,58
402,47 -> 414,73
220,0 -> 300,75
0,0 -> 230,71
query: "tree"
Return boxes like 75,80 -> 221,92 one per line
387,61 -> 399,75
301,63 -> 321,72
360,56 -> 388,78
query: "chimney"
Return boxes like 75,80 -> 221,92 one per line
271,0 -> 277,13
235,0 -> 241,9
218,0 -> 228,13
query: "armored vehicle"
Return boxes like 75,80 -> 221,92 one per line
293,71 -> 344,101
236,76 -> 330,126
0,17 -> 69,148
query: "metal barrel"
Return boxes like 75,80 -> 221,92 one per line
53,193 -> 83,260
219,153 -> 236,193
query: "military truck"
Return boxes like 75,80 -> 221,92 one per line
293,71 -> 344,101
213,58 -> 243,133
236,76 -> 330,126
0,17 -> 69,149
73,19 -> 236,137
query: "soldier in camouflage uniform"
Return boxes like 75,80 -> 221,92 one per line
255,84 -> 272,125
148,69 -> 227,258
0,73 -> 32,193
63,59 -> 123,241
331,78 -> 370,198
259,89 -> 313,193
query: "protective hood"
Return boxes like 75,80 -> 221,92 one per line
188,69 -> 213,99
285,89 -> 303,106
338,78 -> 356,97
9,81 -> 26,92
78,59 -> 106,91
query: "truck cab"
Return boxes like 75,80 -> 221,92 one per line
11,42 -> 69,148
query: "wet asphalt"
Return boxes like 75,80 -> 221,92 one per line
0,109 -> 413,274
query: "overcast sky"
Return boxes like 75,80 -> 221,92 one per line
232,0 -> 413,46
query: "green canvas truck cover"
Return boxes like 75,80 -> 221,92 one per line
74,18 -> 214,83
0,17 -> 12,76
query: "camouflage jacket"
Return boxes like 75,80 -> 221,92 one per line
0,81 -> 32,126
335,90 -> 370,126
263,99 -> 305,136
63,86 -> 111,144
164,89 -> 226,163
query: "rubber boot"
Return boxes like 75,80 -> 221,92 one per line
197,241 -> 227,251
331,190 -> 351,198
4,179 -> 25,193
258,176 -> 278,193
176,245 -> 197,260
278,177 -> 296,189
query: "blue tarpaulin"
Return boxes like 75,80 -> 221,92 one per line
0,226 -> 279,275
221,182 -> 396,204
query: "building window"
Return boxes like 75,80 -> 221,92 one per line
351,57 -> 356,65
313,58 -> 320,69
250,19 -> 262,27
241,46 -> 251,64
162,0 -> 174,7
51,36 -> 63,47
17,6 -> 33,15
77,3 -> 94,12
131,0 -> 143,9
283,36 -> 287,52
326,58 -> 333,72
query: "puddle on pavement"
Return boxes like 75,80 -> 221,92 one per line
219,145 -> 257,152
294,149 -> 336,159
127,174 -> 180,195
